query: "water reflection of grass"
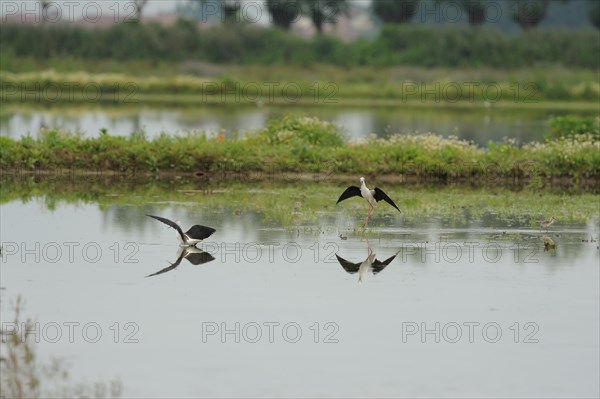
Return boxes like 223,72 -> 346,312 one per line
0,296 -> 123,399
1,177 -> 597,227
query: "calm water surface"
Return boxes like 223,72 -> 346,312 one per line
1,188 -> 598,397
2,104 -> 592,145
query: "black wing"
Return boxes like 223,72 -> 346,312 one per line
146,214 -> 186,242
185,251 -> 215,265
336,186 -> 362,204
185,225 -> 216,240
145,251 -> 185,278
372,254 -> 397,275
335,254 -> 361,274
373,188 -> 401,212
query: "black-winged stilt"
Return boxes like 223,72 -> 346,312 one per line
335,247 -> 396,283
147,214 -> 215,247
336,177 -> 400,226
146,247 -> 215,277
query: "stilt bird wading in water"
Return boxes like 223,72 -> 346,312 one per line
147,214 -> 215,247
336,177 -> 401,226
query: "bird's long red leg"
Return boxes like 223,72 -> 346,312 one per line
364,204 -> 373,226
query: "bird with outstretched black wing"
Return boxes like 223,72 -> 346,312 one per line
146,247 -> 215,277
147,214 -> 216,246
336,177 -> 401,226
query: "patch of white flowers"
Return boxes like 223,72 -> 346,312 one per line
350,132 -> 482,152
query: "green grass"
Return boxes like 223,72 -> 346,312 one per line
1,23 -> 598,69
1,177 -> 598,227
1,64 -> 598,103
1,115 -> 599,181
548,115 -> 600,140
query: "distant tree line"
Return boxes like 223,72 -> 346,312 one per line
1,21 -> 597,69
173,0 -> 600,31
34,0 -> 600,30
174,0 -> 350,33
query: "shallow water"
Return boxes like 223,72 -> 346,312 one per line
2,103 -> 591,145
1,189 -> 598,397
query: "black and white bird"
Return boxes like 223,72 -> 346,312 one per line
336,177 -> 401,226
146,247 -> 215,278
335,247 -> 396,283
147,214 -> 215,247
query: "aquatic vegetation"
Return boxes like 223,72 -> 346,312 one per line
541,235 -> 557,252
0,296 -> 123,399
2,116 -> 599,181
1,177 -> 598,227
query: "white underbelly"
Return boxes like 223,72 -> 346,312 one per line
361,187 -> 376,206
181,235 -> 203,246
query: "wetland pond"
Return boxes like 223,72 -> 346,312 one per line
1,180 -> 599,397
2,103 -> 595,145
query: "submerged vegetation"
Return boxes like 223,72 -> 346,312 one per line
1,174 -> 598,227
0,296 -> 123,399
1,115 -> 599,182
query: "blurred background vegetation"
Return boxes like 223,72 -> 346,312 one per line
1,0 -> 598,104
0,0 -> 598,175
1,22 -> 597,68
1,0 -> 598,69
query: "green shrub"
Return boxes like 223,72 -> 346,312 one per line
548,115 -> 600,140
260,115 -> 344,147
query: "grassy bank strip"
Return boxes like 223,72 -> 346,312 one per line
1,65 -> 598,103
1,116 -> 599,181
1,177 -> 598,226
2,90 -> 599,110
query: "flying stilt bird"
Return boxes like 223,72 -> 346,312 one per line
147,214 -> 215,247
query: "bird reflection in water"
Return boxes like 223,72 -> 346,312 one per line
335,238 -> 397,283
146,247 -> 215,277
